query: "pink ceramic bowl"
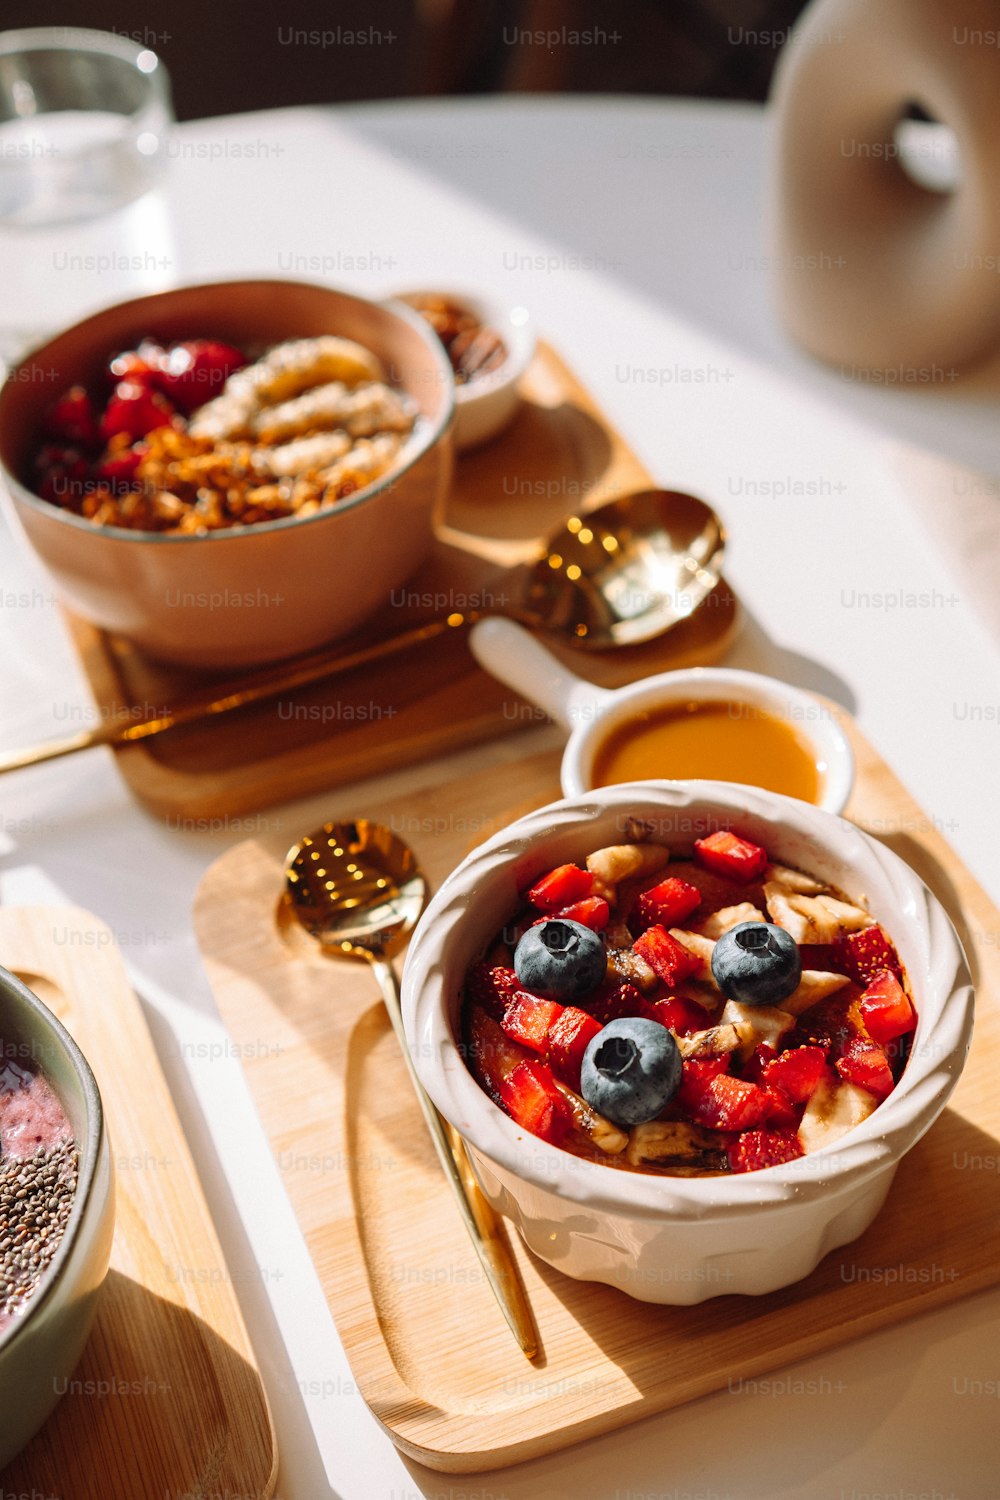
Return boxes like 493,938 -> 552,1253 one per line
0,280 -> 454,669
401,781 -> 974,1304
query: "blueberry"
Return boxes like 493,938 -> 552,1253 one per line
580,1017 -> 681,1127
710,921 -> 802,1006
514,918 -> 606,1000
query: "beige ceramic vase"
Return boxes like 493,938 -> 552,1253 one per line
770,0 -> 1000,373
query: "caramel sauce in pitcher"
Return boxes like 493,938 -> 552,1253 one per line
591,700 -> 822,803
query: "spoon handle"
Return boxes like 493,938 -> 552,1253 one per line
369,954 -> 540,1361
469,616 -> 614,729
0,614 -> 473,775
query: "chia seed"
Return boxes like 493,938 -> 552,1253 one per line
0,1054 -> 80,1332
0,1140 -> 78,1325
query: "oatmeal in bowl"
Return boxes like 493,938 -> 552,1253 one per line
0,280 -> 454,668
31,330 -> 421,534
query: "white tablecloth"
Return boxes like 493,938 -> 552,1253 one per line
1,98 -> 998,1499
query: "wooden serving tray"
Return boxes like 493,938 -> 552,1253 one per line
194,716 -> 1000,1473
65,342 -> 738,820
0,907 -> 277,1497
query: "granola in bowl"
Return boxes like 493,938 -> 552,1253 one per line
31,332 -> 419,533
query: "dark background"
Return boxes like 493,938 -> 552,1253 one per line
1,1 -> 810,120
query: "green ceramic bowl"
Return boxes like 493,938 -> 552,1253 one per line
0,963 -> 115,1468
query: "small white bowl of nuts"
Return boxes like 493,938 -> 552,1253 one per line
395,288 -> 535,450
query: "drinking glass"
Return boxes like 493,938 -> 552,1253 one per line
0,27 -> 175,354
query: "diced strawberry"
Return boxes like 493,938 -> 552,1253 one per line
763,1044 -> 828,1103
728,1128 -> 804,1174
499,992 -> 604,1091
45,385 -> 99,449
638,876 -> 701,928
677,1058 -> 768,1131
497,1059 -> 570,1143
634,925 -> 702,986
465,964 -> 521,1022
762,1086 -> 800,1128
859,970 -> 915,1045
94,443 -> 146,493
679,1055 -> 732,1091
547,1006 -> 603,1090
154,338 -> 246,413
100,380 -> 175,442
676,1056 -> 730,1117
532,895 -> 609,932
502,993 -> 562,1054
108,339 -> 165,384
693,830 -> 768,884
653,995 -> 713,1035
527,863 -> 594,910
684,1072 -> 769,1132
33,444 -> 91,507
584,982 -> 661,1026
834,925 -> 903,986
835,1035 -> 895,1100
742,1042 -> 779,1084
464,1005 -> 533,1105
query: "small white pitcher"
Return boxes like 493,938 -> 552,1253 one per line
469,617 -> 855,814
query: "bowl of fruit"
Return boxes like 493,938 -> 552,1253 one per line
0,280 -> 454,668
401,781 -> 973,1303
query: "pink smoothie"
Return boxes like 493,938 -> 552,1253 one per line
0,1059 -> 72,1157
0,1056 -> 78,1336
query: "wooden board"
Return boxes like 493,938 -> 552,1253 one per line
193,716 -> 1000,1473
0,907 -> 277,1498
64,342 -> 738,820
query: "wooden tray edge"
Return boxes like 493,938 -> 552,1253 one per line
0,905 -> 279,1498
194,720 -> 1000,1475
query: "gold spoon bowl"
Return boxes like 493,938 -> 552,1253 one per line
282,818 -> 540,1359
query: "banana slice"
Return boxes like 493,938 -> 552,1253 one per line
587,842 -> 670,887
798,1076 -> 876,1152
554,1081 -> 628,1155
250,380 -> 415,444
764,862 -> 826,895
674,1023 -> 742,1058
625,1119 -> 729,1170
317,432 -> 403,494
253,430 -> 352,479
607,947 -> 659,993
187,389 -> 259,442
764,885 -> 874,944
719,999 -> 795,1058
782,968 -> 851,1017
230,335 -> 385,404
699,902 -> 765,939
188,336 -> 388,441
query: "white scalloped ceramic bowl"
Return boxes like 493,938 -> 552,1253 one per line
401,781 -> 974,1304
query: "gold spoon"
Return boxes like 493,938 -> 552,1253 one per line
281,818 -> 540,1361
0,488 -> 725,774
